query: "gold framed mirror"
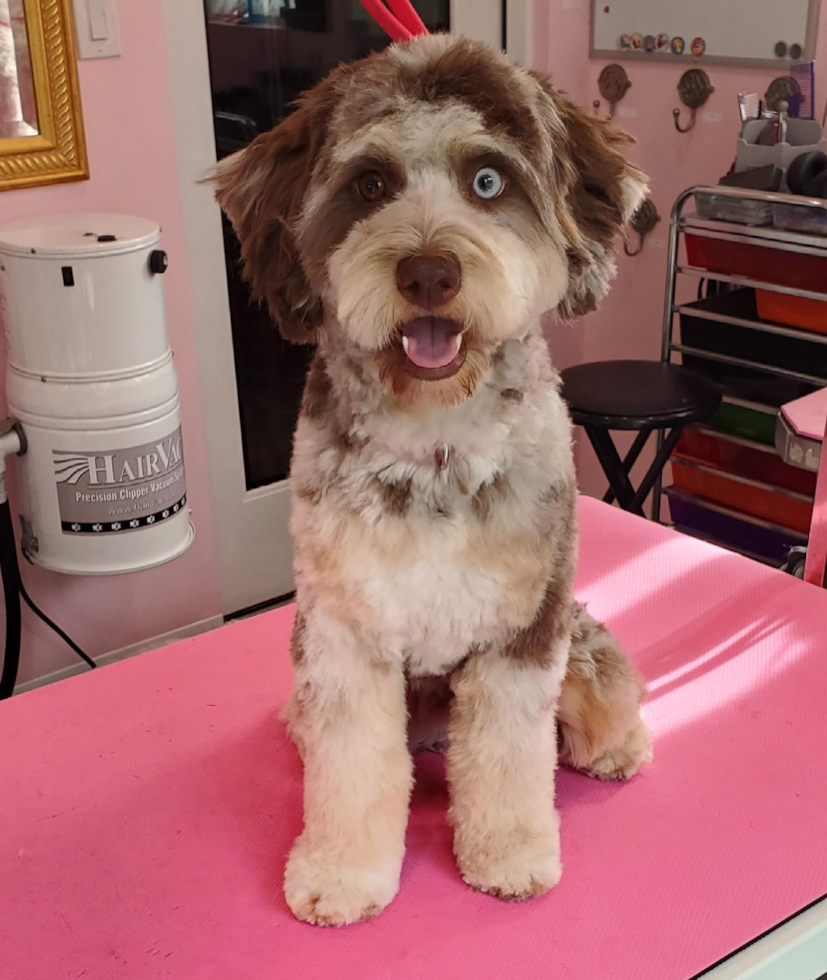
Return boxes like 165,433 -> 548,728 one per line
0,0 -> 88,191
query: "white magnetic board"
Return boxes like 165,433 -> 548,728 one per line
591,0 -> 821,68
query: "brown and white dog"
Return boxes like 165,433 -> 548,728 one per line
214,34 -> 652,927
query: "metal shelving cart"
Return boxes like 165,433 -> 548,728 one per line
655,185 -> 827,567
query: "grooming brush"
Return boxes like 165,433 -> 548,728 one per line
790,62 -> 815,119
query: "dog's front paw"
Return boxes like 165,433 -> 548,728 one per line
457,826 -> 562,902
284,838 -> 401,926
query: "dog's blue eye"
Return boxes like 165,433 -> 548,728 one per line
472,167 -> 505,200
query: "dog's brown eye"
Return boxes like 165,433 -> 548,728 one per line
356,171 -> 386,203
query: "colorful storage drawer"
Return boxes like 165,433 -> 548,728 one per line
671,460 -> 813,534
685,235 -> 827,294
679,290 -> 827,406
666,489 -> 808,565
709,401 -> 781,446
677,428 -> 818,495
755,290 -> 827,334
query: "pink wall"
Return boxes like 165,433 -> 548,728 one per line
3,2 -> 823,681
536,1 -> 827,498
0,0 -> 222,685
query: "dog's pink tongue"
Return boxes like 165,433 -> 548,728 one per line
401,317 -> 460,369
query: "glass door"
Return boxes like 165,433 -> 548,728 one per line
166,0 -> 511,615
203,1 -> 453,494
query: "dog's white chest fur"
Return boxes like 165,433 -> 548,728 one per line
291,348 -> 574,677
326,492 -> 520,675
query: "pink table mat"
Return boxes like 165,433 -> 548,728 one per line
781,387 -> 827,442
2,497 -> 827,980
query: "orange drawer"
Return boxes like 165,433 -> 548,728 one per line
671,461 -> 813,534
756,290 -> 827,334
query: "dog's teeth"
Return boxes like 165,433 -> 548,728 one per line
402,335 -> 410,354
455,333 -> 463,353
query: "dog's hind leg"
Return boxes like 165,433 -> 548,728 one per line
557,603 -> 653,781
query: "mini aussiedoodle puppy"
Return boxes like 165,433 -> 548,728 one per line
214,33 -> 652,927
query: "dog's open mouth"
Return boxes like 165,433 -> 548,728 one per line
398,317 -> 467,380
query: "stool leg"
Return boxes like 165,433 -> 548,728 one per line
630,426 -> 684,515
651,430 -> 665,522
585,427 -> 642,515
602,428 -> 652,506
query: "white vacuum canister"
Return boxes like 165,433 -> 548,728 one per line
0,214 -> 194,575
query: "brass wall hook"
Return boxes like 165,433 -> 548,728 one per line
595,64 -> 632,120
673,69 -> 714,133
624,198 -> 660,256
672,106 -> 696,133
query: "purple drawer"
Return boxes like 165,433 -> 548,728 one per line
666,489 -> 807,565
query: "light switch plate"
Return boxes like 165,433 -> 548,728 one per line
72,0 -> 121,59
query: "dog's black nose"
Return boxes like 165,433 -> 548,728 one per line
396,254 -> 461,310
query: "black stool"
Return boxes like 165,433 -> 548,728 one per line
560,360 -> 721,518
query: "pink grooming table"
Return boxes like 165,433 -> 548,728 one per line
2,498 -> 827,980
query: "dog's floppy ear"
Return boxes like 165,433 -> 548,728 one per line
211,81 -> 338,343
532,74 -> 648,318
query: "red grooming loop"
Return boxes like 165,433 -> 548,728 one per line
359,0 -> 429,41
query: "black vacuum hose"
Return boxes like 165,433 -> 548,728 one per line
0,499 -> 22,700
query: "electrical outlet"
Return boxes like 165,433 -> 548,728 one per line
616,106 -> 638,119
72,0 -> 121,59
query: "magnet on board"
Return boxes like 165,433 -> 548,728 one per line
775,40 -> 788,57
630,33 -> 644,50
644,34 -> 656,53
690,37 -> 706,57
670,36 -> 685,55
790,42 -> 803,59
656,33 -> 670,52
618,34 -> 632,51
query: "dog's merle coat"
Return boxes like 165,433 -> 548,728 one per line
214,34 -> 652,926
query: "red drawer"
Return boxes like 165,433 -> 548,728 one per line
676,429 -> 817,496
685,235 -> 827,294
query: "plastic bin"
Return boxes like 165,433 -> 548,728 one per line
772,202 -> 827,237
666,489 -> 808,564
735,119 -> 825,176
671,460 -> 813,534
755,289 -> 827,333
696,193 -> 772,226
676,428 -> 817,495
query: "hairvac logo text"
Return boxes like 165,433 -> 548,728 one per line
52,428 -> 187,534
54,434 -> 183,490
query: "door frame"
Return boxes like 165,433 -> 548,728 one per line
162,0 -> 534,615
